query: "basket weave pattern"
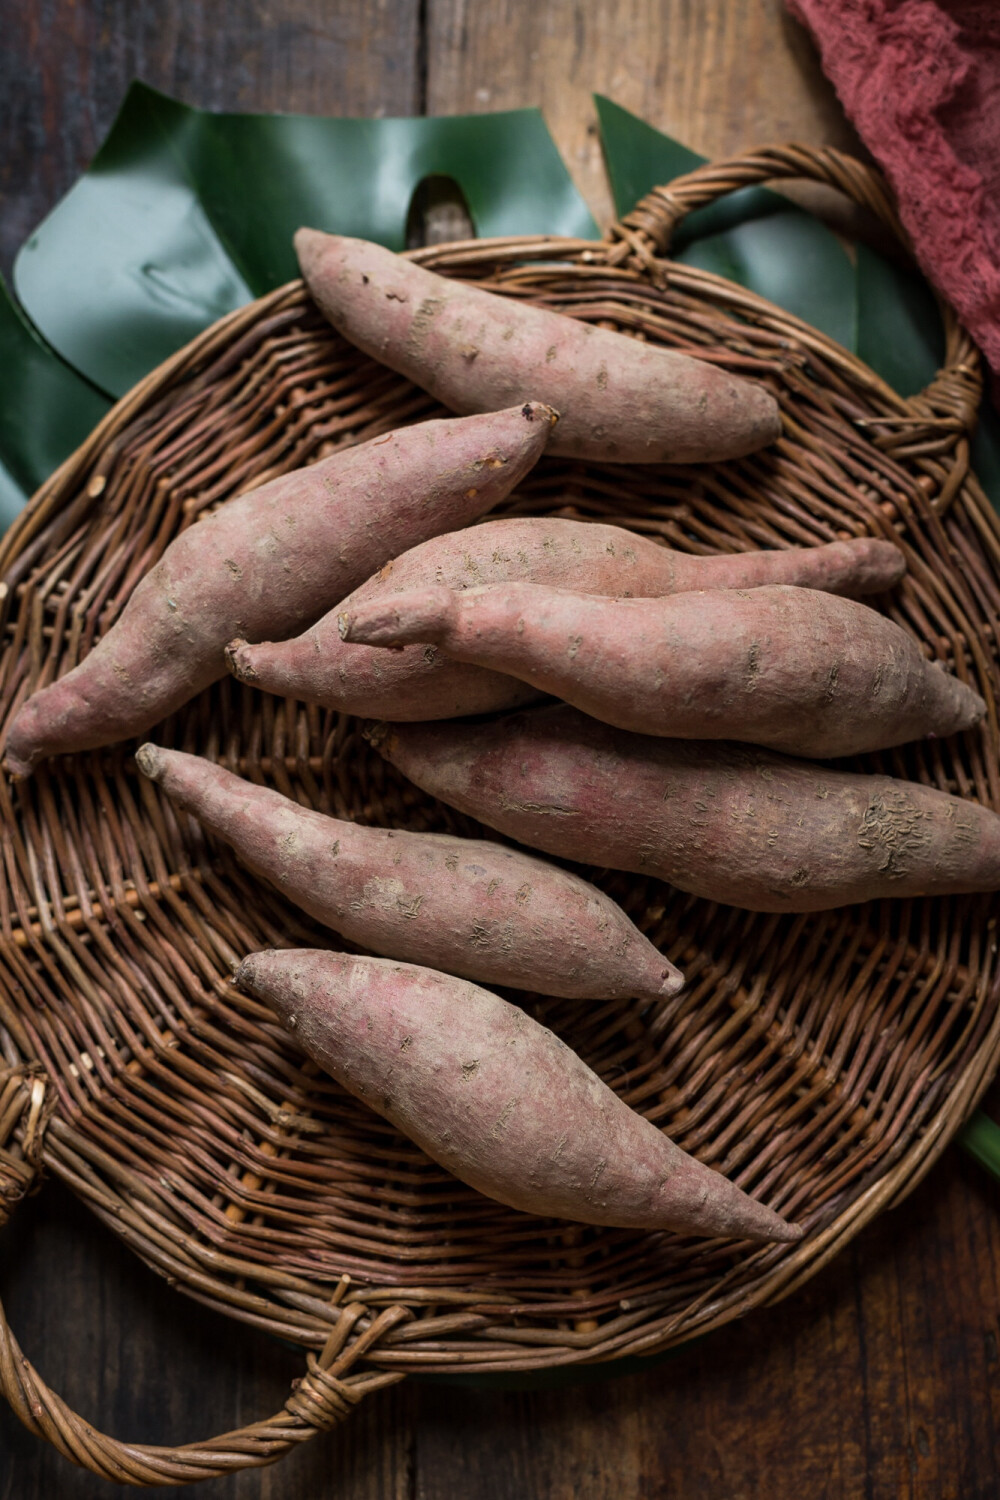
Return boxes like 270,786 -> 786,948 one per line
1,146 -> 999,1484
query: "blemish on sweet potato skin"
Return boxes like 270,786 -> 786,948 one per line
136,743 -> 683,1001
371,705 -> 1000,913
231,515 -> 908,723
235,948 -> 801,1242
4,404 -> 554,776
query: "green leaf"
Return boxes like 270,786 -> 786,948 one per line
0,272 -> 111,519
0,459 -> 29,533
594,96 -> 855,349
855,243 -> 942,398
596,95 -> 704,221
14,82 -> 597,400
595,95 -> 784,246
678,212 -> 856,352
960,1110 -> 1000,1178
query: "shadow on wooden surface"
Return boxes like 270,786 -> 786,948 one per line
2,1147 -> 999,1499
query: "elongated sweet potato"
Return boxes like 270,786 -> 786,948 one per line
136,743 -> 682,1000
368,706 -> 1000,913
296,229 -> 782,464
228,516 -> 906,720
236,948 -> 801,1241
4,404 -> 555,777
343,581 -> 984,758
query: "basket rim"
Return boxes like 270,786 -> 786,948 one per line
2,143 -> 999,1394
6,195 -> 991,584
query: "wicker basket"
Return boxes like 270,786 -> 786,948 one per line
1,145 -> 999,1486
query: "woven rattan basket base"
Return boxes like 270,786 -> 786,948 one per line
2,146 -> 1000,1484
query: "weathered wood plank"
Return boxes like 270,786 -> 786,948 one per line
425,0 -> 862,228
0,1180 -> 416,1500
412,1150 -> 1000,1500
0,0 -> 421,277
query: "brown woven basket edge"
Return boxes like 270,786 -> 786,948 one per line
1,143 -> 999,1486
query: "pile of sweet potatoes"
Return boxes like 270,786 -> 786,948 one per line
6,228 -> 995,1247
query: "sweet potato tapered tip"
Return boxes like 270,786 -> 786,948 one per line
294,225 -> 334,271
134,743 -> 163,779
5,404 -> 554,774
234,954 -> 268,990
224,639 -> 256,682
3,742 -> 32,779
296,229 -> 781,464
346,580 -> 985,760
765,1214 -> 804,1244
338,586 -> 454,647
137,743 -> 683,1002
235,948 -> 800,1242
5,701 -> 46,778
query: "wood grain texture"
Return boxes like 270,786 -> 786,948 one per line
425,0 -> 863,228
0,1180 -> 417,1500
414,1138 -> 1000,1500
0,0 -> 421,277
3,1139 -> 1000,1499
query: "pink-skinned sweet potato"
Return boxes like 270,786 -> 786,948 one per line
367,706 -> 1000,913
342,581 -> 983,759
227,516 -> 906,721
136,743 -> 682,1001
4,404 -> 555,777
236,947 -> 801,1241
296,229 -> 781,464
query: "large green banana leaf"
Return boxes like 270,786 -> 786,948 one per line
5,84 -> 997,513
13,81 -> 598,401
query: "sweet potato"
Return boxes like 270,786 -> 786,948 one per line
4,404 -> 555,777
136,743 -> 682,1000
228,516 -> 906,720
367,706 -> 1000,913
296,229 -> 782,464
236,948 -> 801,1241
342,581 -> 984,758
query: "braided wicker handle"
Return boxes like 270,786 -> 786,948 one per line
609,143 -> 982,432
0,1068 -> 407,1485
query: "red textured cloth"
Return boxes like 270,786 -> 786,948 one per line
787,0 -> 1000,375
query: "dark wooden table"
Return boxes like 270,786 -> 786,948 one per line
2,5 -> 1000,1496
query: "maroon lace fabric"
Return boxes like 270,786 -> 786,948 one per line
789,0 -> 1000,380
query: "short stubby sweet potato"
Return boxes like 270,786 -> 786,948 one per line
136,744 -> 682,1000
342,581 -> 984,758
228,517 -> 906,721
4,404 -> 554,777
236,948 -> 802,1241
368,706 -> 1000,913
296,229 -> 782,464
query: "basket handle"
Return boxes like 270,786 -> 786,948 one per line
608,143 -> 982,433
0,1067 -> 407,1486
